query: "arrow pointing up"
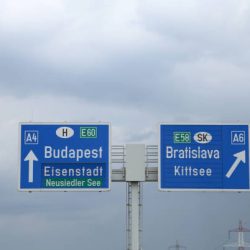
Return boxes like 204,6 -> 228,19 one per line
24,150 -> 38,183
226,150 -> 246,178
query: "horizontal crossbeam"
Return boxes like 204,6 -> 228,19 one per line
111,167 -> 158,182
111,145 -> 158,182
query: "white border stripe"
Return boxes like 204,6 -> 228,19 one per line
18,122 -> 111,192
158,123 -> 250,192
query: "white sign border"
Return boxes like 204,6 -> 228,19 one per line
18,122 -> 112,192
158,123 -> 250,192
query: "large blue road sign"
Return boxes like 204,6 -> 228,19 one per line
19,123 -> 110,191
159,124 -> 250,191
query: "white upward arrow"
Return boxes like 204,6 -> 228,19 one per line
24,150 -> 38,183
226,150 -> 246,178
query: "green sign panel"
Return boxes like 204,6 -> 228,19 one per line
80,127 -> 97,138
173,132 -> 191,143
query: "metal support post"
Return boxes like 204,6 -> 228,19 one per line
112,145 -> 158,250
127,181 -> 142,250
125,144 -> 145,250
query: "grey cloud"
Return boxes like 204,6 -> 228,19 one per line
1,0 -> 250,122
1,1 -> 250,250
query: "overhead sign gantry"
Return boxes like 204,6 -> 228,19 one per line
18,122 -> 250,250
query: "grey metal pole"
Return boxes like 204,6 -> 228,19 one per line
127,181 -> 142,250
112,145 -> 158,250
131,181 -> 140,250
125,144 -> 145,250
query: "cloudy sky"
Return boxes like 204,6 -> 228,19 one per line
1,0 -> 250,250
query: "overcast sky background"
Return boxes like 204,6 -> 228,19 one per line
1,0 -> 250,250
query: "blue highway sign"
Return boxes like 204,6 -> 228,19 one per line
159,124 -> 250,191
19,123 -> 110,191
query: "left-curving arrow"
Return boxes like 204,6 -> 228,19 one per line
24,150 -> 38,183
